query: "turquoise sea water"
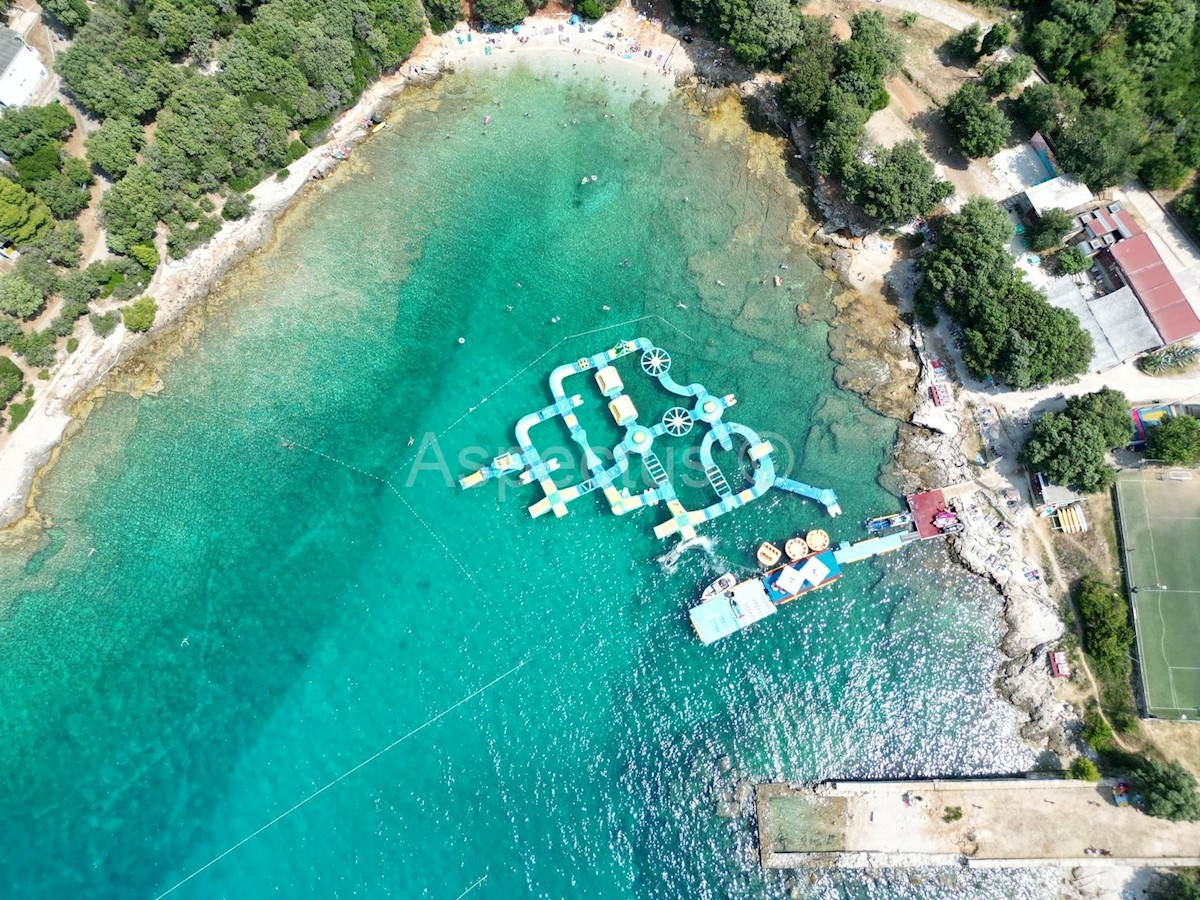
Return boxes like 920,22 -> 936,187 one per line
2,68 -> 1052,898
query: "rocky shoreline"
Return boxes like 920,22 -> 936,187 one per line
760,103 -> 1078,762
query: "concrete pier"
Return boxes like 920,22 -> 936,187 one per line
756,779 -> 1200,870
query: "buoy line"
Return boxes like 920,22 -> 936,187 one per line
153,659 -> 530,899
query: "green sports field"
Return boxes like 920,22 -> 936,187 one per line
1115,471 -> 1200,719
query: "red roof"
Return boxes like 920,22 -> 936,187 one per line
906,489 -> 947,539
1081,207 -> 1141,240
1108,234 -> 1200,344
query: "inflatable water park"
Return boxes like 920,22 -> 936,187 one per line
457,338 -> 964,644
458,338 -> 840,540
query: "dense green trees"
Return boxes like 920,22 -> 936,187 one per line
1055,108 -> 1141,191
917,200 -> 1092,387
980,22 -> 1011,56
1132,757 -> 1200,822
844,140 -> 953,226
49,0 -> 434,260
777,23 -> 837,122
100,167 -> 168,255
475,0 -> 530,26
980,54 -> 1034,96
1056,245 -> 1090,274
424,0 -> 463,31
1024,0 -> 1200,194
717,0 -> 807,69
1026,207 -> 1075,252
0,356 -> 21,410
944,82 -> 1010,158
1162,871 -> 1200,900
85,118 -> 144,181
945,23 -> 981,64
0,177 -> 53,247
778,11 -> 908,200
0,104 -> 74,160
0,277 -> 44,319
682,0 -> 813,68
1147,415 -> 1200,464
41,0 -> 91,28
1073,576 -> 1134,671
1020,388 -> 1131,491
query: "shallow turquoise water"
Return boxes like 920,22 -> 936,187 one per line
1,68 -> 1049,898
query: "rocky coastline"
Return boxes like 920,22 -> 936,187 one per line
764,106 -> 1078,761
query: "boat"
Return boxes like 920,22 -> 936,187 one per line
700,572 -> 737,599
865,511 -> 913,534
689,549 -> 843,644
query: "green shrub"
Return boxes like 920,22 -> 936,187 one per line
942,806 -> 964,822
287,139 -> 308,163
66,336 -> 79,352
0,355 -> 21,406
6,396 -> 32,431
8,329 -> 55,366
1141,343 -> 1200,374
1075,577 -> 1133,675
945,23 -> 982,64
1027,207 -> 1075,252
1020,389 -> 1131,493
130,244 -> 159,271
299,116 -> 334,148
275,168 -> 290,181
1147,415 -> 1200,465
1133,758 -> 1200,822
121,296 -> 157,333
1056,245 -> 1090,275
89,310 -> 120,337
222,193 -> 251,220
1068,757 -> 1101,781
1081,705 -> 1115,752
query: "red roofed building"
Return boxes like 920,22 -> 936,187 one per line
1099,233 -> 1200,345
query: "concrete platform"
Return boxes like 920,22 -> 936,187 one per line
756,779 -> 1200,869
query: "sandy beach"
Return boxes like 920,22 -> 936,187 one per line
0,6 -> 691,528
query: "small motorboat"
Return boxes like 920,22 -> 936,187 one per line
700,573 -> 737,600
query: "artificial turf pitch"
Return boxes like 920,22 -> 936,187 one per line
1115,471 -> 1200,719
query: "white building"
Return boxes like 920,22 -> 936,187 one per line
0,27 -> 48,109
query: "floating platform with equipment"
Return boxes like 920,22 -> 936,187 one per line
690,490 -> 964,643
458,339 -> 841,540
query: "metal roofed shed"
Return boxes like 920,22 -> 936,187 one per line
0,27 -> 48,109
1042,280 -> 1162,370
689,579 -> 776,644
1089,286 -> 1163,360
1042,279 -> 1121,371
1022,176 -> 1093,218
1105,234 -> 1200,344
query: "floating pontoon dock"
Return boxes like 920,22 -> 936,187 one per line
459,339 -> 841,540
